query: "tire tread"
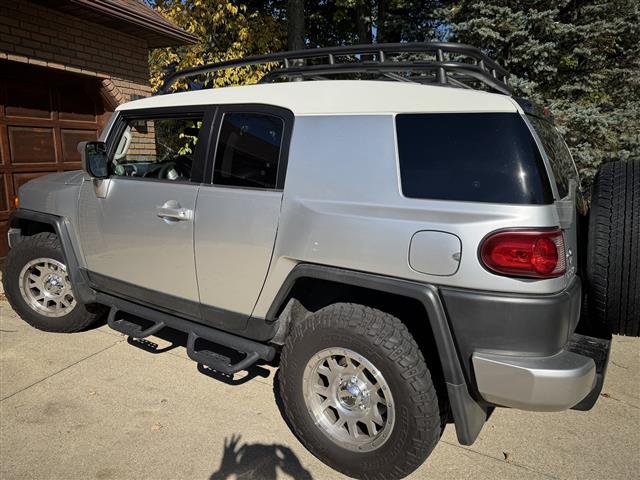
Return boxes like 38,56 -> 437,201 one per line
587,160 -> 640,336
279,303 -> 441,480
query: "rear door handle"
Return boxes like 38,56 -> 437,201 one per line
156,204 -> 193,221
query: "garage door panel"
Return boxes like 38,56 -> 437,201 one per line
8,126 -> 56,164
61,129 -> 97,162
58,87 -> 98,122
4,80 -> 52,119
0,173 -> 8,212
0,220 -> 8,256
12,172 -> 54,194
1,60 -> 113,261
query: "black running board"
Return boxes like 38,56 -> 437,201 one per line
97,292 -> 275,375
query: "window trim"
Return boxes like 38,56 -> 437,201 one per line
105,105 -> 216,185
522,113 -> 580,201
205,104 -> 295,191
520,113 -> 561,200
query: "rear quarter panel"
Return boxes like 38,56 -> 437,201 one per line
254,114 -> 566,317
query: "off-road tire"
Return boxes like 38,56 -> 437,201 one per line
279,303 -> 441,480
2,232 -> 103,332
586,159 -> 640,336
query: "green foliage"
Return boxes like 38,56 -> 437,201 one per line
442,0 -> 640,186
149,0 -> 286,92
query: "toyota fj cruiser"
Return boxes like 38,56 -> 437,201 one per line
3,43 -> 638,480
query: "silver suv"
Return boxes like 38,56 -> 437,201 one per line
3,44 -> 638,480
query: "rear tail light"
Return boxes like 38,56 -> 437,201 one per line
480,229 -> 566,278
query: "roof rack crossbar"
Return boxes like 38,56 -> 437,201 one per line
159,42 -> 511,95
259,61 -> 511,95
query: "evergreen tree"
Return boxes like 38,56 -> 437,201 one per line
444,0 -> 640,185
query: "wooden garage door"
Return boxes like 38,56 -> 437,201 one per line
0,61 -> 113,260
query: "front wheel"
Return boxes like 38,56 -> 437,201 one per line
279,303 -> 442,480
2,232 -> 103,332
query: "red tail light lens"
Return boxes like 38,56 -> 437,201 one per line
480,229 -> 566,278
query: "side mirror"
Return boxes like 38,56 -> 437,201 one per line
79,141 -> 108,179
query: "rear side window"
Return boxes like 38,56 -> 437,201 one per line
213,112 -> 284,189
526,115 -> 578,198
396,113 -> 553,204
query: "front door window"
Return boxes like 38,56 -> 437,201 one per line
111,116 -> 203,182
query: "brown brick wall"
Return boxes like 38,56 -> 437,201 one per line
0,0 -> 152,103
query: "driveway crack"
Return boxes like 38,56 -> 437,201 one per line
441,440 -> 563,479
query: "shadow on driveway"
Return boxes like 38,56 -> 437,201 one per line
210,434 -> 313,480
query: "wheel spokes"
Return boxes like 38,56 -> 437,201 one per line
304,348 -> 395,452
19,258 -> 76,317
346,419 -> 359,439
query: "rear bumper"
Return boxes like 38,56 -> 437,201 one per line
472,333 -> 610,411
441,278 -> 612,411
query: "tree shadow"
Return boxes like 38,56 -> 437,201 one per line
210,434 -> 313,480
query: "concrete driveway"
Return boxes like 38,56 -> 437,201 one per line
1,289 -> 638,480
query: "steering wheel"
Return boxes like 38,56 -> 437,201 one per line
157,161 -> 177,180
126,164 -> 138,176
157,155 -> 193,180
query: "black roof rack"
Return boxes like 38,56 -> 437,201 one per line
159,42 -> 511,96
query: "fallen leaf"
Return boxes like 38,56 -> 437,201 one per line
151,422 -> 163,432
503,452 -> 513,463
600,392 -> 611,398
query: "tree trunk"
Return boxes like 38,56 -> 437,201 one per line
356,1 -> 372,44
287,0 -> 305,50
377,0 -> 388,43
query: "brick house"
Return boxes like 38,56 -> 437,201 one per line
0,0 -> 196,259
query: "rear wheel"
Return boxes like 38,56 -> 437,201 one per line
2,232 -> 103,332
279,303 -> 442,480
586,159 -> 639,336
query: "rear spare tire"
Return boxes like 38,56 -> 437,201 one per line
586,159 -> 639,336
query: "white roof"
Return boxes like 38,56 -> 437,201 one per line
117,80 -> 519,116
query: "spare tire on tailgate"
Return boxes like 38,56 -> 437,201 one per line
586,159 -> 639,336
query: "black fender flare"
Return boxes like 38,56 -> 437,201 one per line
266,263 -> 488,445
9,209 -> 96,304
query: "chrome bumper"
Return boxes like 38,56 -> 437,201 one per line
472,344 -> 599,412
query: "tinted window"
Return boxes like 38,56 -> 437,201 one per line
111,116 -> 202,181
396,113 -> 553,204
527,115 -> 578,198
213,112 -> 284,189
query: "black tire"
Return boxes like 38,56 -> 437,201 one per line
586,159 -> 640,336
279,303 -> 441,480
2,232 -> 103,332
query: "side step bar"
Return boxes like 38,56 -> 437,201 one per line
97,292 -> 276,375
